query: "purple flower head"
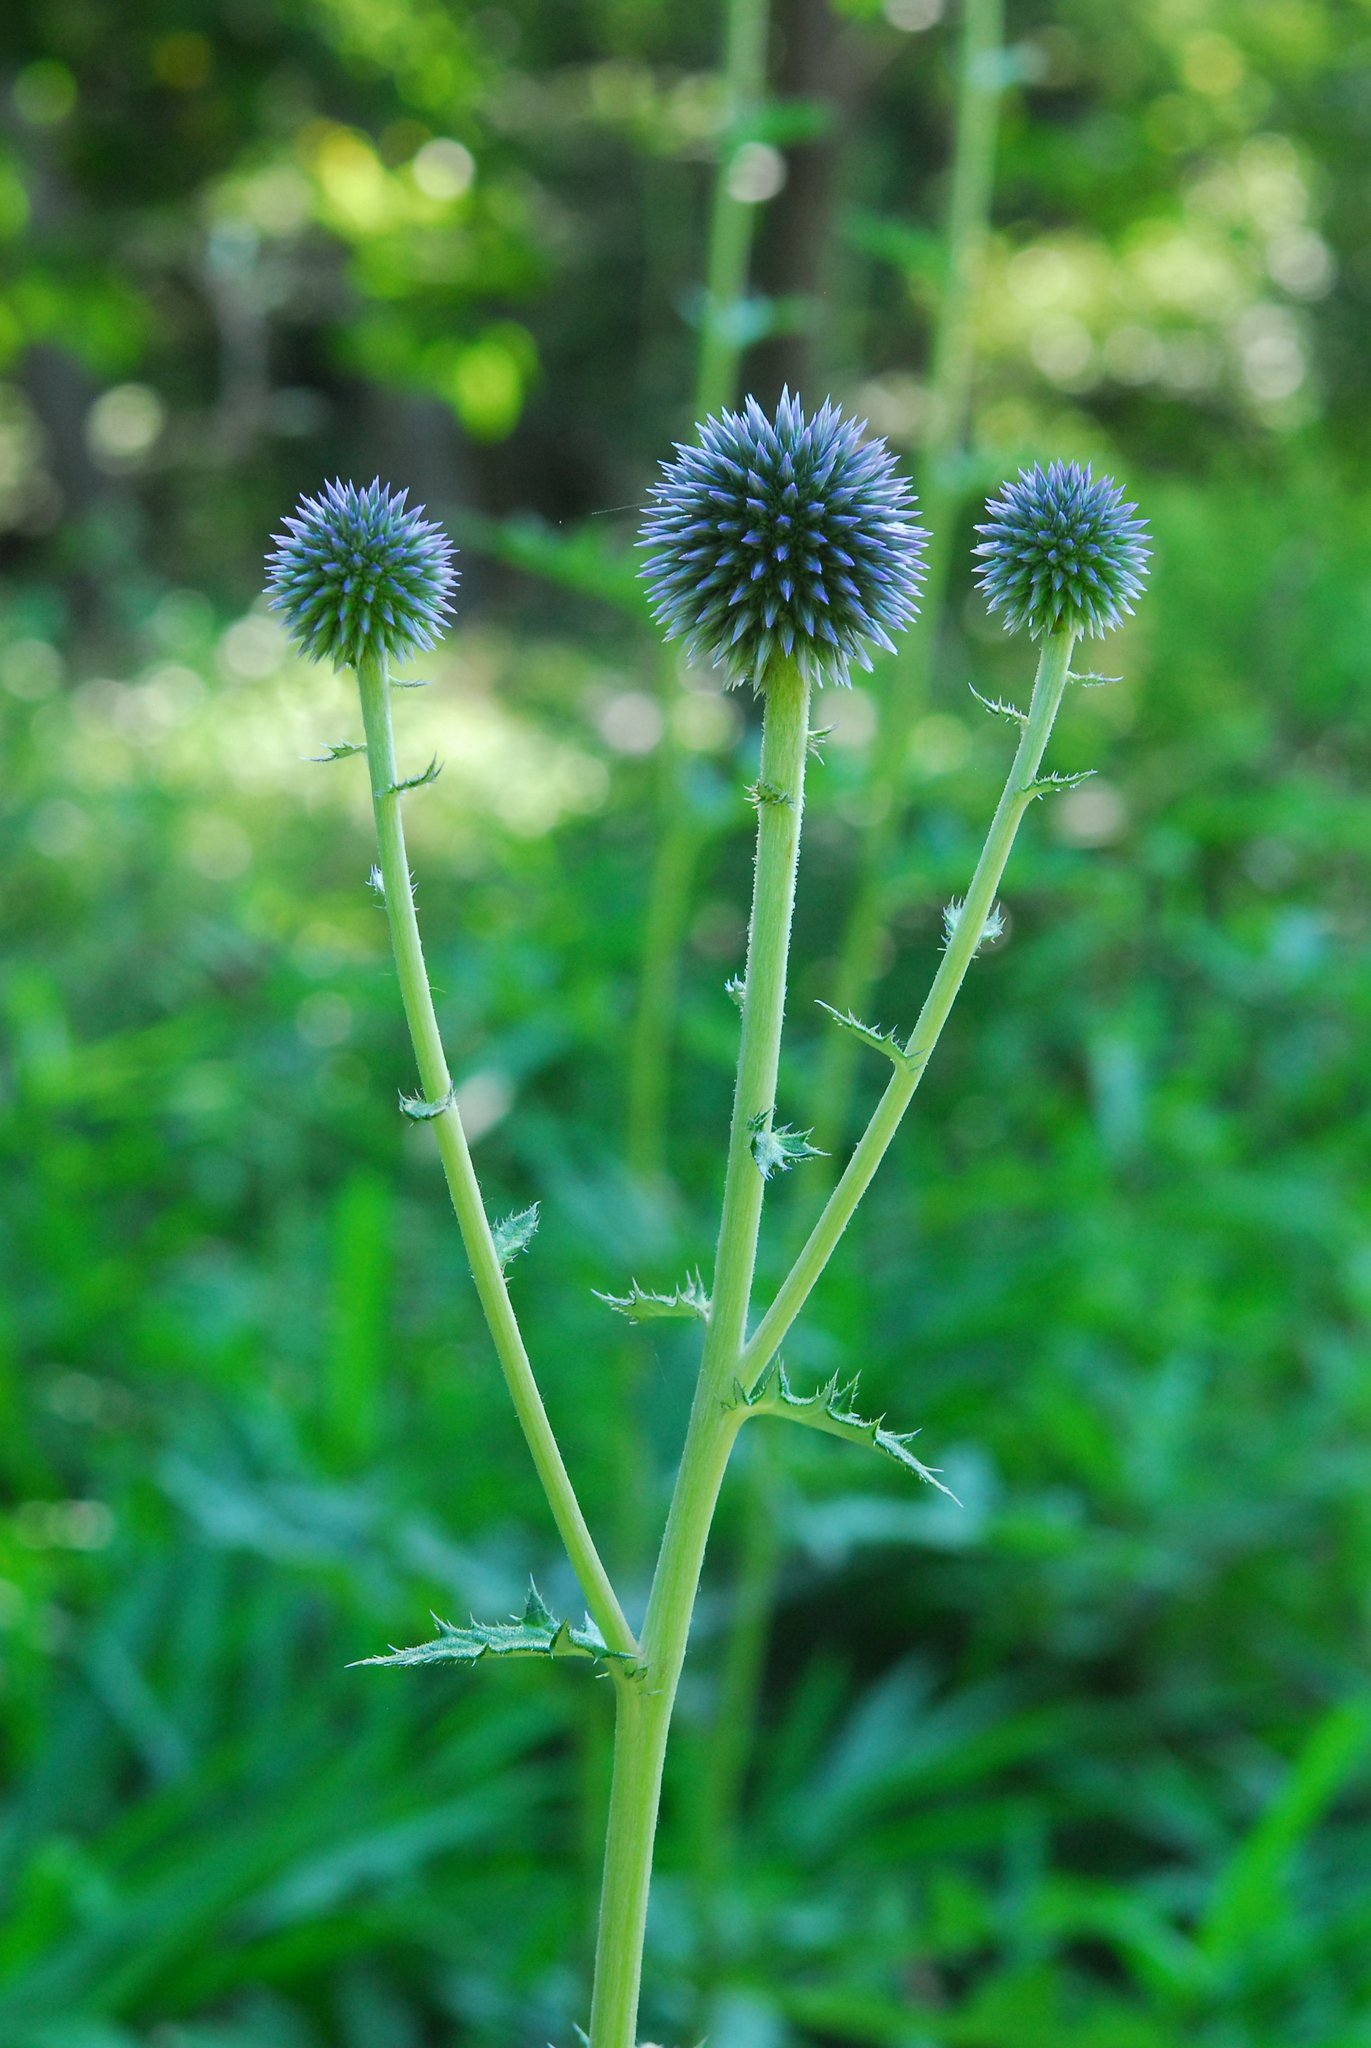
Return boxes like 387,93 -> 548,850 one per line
640,390 -> 927,689
974,461 -> 1149,640
267,478 -> 457,668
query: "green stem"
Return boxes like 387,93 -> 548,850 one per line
354,652 -> 637,1663
589,657 -> 812,2048
813,0 -> 1003,1156
691,1428 -> 785,2004
745,629 -> 1075,1387
694,0 -> 772,423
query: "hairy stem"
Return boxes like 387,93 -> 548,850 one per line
691,1427 -> 785,2007
354,652 -> 636,1661
813,0 -> 1004,1155
745,628 -> 1075,1385
589,657 -> 812,2048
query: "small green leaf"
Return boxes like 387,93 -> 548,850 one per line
807,724 -> 834,760
393,676 -> 432,688
310,740 -> 367,762
595,1272 -> 709,1322
749,1112 -> 826,1180
386,755 -> 443,796
493,1202 -> 540,1271
733,1361 -> 957,1499
367,865 -> 385,896
941,898 -> 1006,956
968,682 -> 1026,727
747,778 -> 791,808
815,1000 -> 922,1072
399,1085 -> 456,1121
1021,766 -> 1096,800
1070,670 -> 1122,688
725,974 -> 746,1010
354,1580 -> 641,1676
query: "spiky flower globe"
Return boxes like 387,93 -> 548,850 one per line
974,460 -> 1148,641
266,478 -> 457,669
640,390 -> 926,690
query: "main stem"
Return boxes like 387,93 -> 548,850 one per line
589,658 -> 812,2048
744,630 -> 1075,1386
354,652 -> 636,1661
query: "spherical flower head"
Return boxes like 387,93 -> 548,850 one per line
266,478 -> 457,669
640,390 -> 927,690
973,460 -> 1149,640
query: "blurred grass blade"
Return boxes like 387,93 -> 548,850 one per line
1200,1695 -> 1371,1969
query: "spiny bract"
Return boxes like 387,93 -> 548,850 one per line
974,461 -> 1149,640
266,478 -> 457,669
640,390 -> 927,689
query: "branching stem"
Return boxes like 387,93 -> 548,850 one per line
354,651 -> 637,1662
742,629 -> 1076,1386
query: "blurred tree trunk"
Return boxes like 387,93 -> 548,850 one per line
751,0 -> 872,404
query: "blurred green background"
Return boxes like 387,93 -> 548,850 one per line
3,1 -> 1371,2044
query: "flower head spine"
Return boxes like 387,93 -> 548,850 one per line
973,461 -> 1149,640
267,478 -> 457,669
640,390 -> 927,690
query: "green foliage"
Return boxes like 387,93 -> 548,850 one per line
357,1582 -> 640,1676
595,1274 -> 709,1322
815,1000 -> 922,1071
397,1085 -> 455,1121
383,754 -> 443,797
733,1360 -> 955,1498
3,0 -> 1371,2041
748,1113 -> 827,1179
308,741 -> 368,763
492,1203 -> 541,1272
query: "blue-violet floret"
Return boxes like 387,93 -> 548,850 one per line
974,461 -> 1149,640
640,390 -> 926,689
267,478 -> 457,669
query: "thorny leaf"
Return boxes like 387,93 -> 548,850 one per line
732,1361 -> 957,1499
493,1203 -> 540,1271
750,1113 -> 827,1180
386,755 -> 443,796
354,1581 -> 641,1676
815,1001 -> 923,1072
399,1086 -> 456,1121
968,682 -> 1027,727
595,1272 -> 709,1322
941,899 -> 1006,956
1021,767 -> 1097,800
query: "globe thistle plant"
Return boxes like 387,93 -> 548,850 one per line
268,438 -> 1149,2048
267,476 -> 456,670
640,388 -> 927,689
974,459 -> 1149,640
